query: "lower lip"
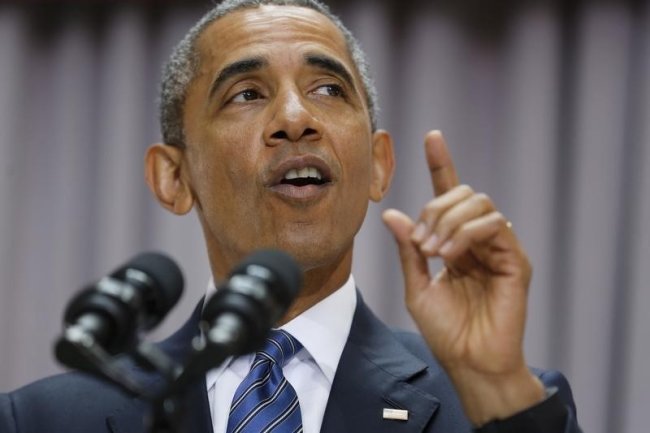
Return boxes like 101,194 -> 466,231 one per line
268,183 -> 331,202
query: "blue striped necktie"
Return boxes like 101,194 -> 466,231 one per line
226,329 -> 303,433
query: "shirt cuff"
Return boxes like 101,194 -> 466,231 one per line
473,388 -> 568,433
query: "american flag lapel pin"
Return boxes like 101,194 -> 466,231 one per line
383,408 -> 409,421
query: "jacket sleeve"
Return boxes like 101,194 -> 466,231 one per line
473,370 -> 583,433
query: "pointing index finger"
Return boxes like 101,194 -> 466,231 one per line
425,130 -> 460,196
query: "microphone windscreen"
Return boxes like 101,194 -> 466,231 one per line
230,249 -> 302,306
112,252 -> 184,318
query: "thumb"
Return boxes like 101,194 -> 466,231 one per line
382,209 -> 430,293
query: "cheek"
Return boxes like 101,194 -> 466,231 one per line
187,147 -> 249,217
337,127 -> 374,190
195,124 -> 257,184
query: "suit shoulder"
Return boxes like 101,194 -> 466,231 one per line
390,328 -> 445,371
1,372 -> 137,433
12,371 -> 128,402
0,392 -> 17,433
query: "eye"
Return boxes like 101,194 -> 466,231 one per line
313,84 -> 345,98
230,89 -> 262,103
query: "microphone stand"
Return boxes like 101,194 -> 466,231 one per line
55,324 -> 240,433
54,327 -> 156,400
148,317 -> 248,433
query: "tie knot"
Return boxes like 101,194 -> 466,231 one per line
255,329 -> 302,367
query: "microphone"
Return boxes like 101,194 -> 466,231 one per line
55,252 -> 184,363
200,249 -> 302,357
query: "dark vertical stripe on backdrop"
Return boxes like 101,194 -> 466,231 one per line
606,0 -> 648,432
549,0 -> 580,370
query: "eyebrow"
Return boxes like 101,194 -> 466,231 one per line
208,57 -> 267,99
305,54 -> 356,91
207,54 -> 356,100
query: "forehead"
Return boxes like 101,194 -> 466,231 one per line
195,5 -> 353,74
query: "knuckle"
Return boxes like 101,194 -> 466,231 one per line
457,184 -> 474,196
492,211 -> 506,225
436,218 -> 462,242
457,222 -> 472,236
474,192 -> 493,208
520,257 -> 533,286
524,257 -> 532,273
423,200 -> 444,217
435,214 -> 454,235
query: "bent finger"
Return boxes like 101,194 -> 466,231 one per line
420,192 -> 496,256
437,212 -> 516,261
382,209 -> 430,295
411,184 -> 475,243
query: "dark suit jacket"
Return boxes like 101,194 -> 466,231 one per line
0,293 -> 581,433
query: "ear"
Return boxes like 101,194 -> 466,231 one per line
144,143 -> 194,215
369,129 -> 395,202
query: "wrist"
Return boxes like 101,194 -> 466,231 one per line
447,365 -> 546,426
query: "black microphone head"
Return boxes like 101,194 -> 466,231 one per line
200,249 -> 302,356
110,252 -> 184,327
230,249 -> 302,307
57,252 -> 184,367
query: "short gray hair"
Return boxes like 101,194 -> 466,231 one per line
159,0 -> 378,147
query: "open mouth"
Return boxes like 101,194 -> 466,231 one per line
280,167 -> 330,187
267,157 -> 334,201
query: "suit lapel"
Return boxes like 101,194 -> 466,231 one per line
107,302 -> 214,433
320,294 -> 440,433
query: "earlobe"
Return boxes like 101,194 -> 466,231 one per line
144,143 -> 194,215
369,129 -> 395,202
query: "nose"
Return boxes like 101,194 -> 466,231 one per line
263,87 -> 322,145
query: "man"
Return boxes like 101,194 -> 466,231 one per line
0,1 -> 582,432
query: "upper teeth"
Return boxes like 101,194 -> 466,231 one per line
284,167 -> 323,180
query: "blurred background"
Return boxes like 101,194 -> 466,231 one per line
0,0 -> 648,432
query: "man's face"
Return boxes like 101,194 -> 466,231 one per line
178,5 -> 392,277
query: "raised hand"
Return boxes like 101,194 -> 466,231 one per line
382,131 -> 545,426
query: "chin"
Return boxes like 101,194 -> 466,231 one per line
275,235 -> 352,273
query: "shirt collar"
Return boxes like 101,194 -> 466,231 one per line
280,274 -> 356,383
204,274 -> 357,386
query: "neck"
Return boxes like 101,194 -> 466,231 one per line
208,245 -> 354,326
276,248 -> 353,326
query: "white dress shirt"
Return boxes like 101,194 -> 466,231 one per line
205,275 -> 357,433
